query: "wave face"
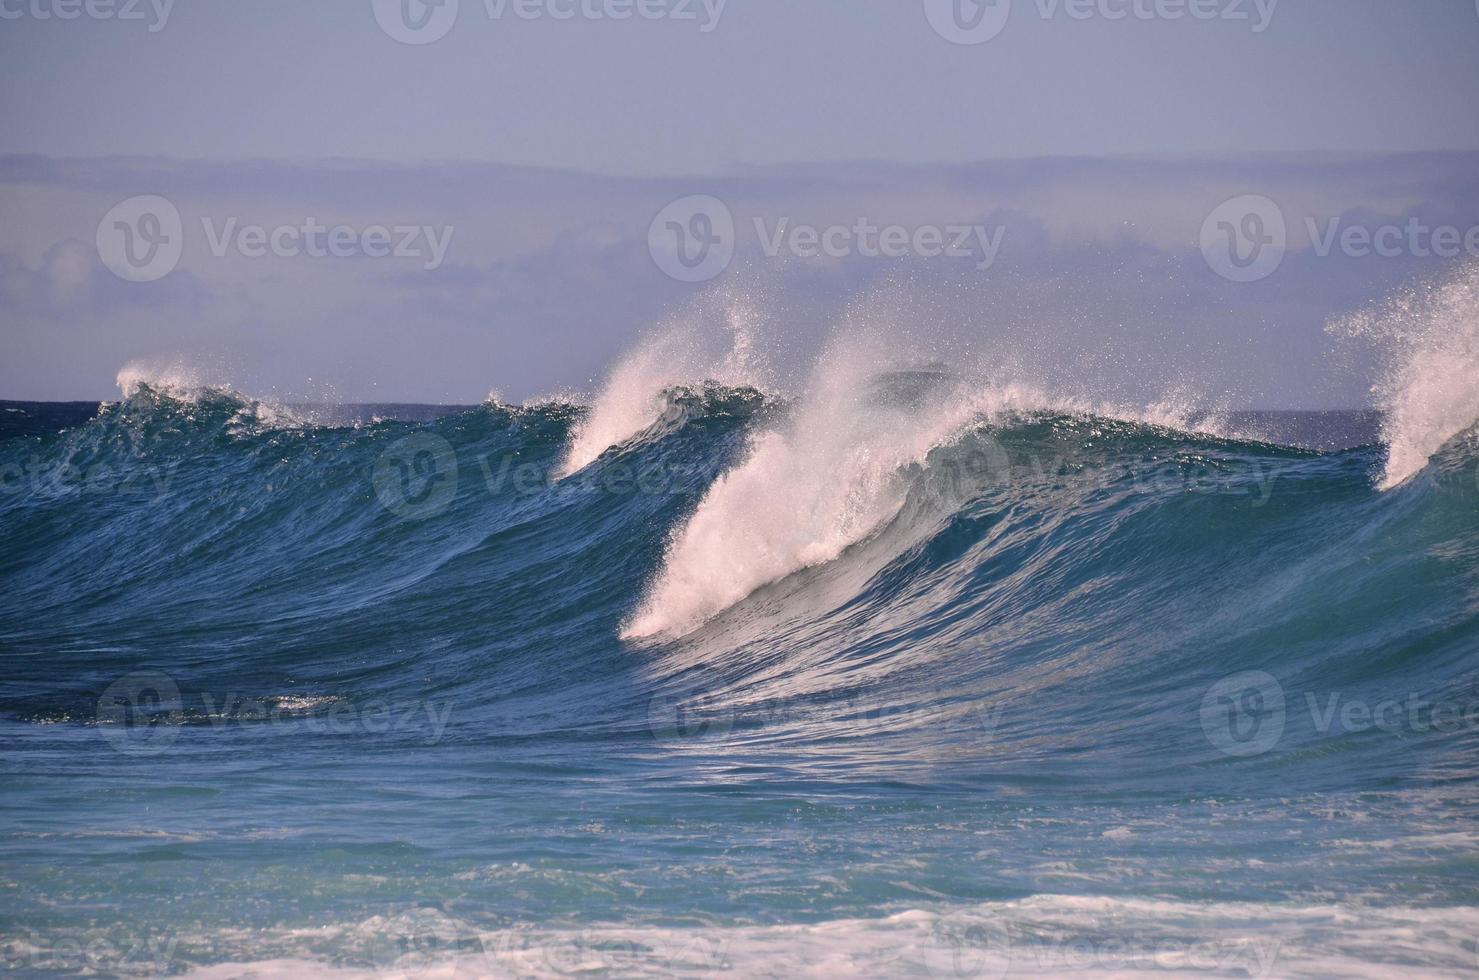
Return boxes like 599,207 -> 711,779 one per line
1,360 -> 1477,976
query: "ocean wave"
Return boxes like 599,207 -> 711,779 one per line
3,334 -> 1477,978
556,284 -> 774,477
1330,261 -> 1479,488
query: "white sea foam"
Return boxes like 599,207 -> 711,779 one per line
115,358 -> 223,402
113,358 -> 319,429
173,897 -> 1479,979
619,324 -> 1222,640
1332,262 -> 1479,488
555,285 -> 772,478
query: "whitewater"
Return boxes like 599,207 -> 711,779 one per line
1,268 -> 1477,977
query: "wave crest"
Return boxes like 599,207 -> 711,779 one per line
556,287 -> 772,477
1331,262 -> 1479,488
620,334 -> 1225,640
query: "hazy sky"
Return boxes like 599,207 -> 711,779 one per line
4,151 -> 1477,404
1,1 -> 1477,173
2,2 -> 1479,406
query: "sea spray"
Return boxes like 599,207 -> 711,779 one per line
1330,261 -> 1479,488
556,285 -> 773,477
616,330 -> 1225,640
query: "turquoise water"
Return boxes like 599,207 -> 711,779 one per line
1,385 -> 1477,977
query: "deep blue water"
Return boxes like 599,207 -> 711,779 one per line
1,388 -> 1476,978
